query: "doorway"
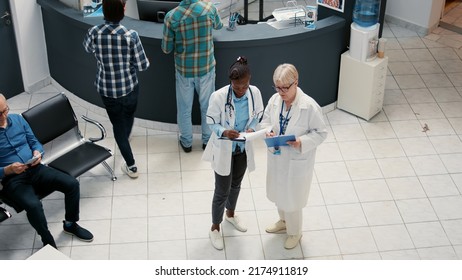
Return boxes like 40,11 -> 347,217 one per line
440,0 -> 462,34
0,0 -> 24,99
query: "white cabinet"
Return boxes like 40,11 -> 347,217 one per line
337,51 -> 388,120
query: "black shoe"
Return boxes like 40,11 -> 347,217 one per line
179,141 -> 192,153
63,221 -> 94,242
202,143 -> 207,150
0,206 -> 12,222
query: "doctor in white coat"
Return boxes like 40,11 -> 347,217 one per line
260,63 -> 327,249
202,56 -> 264,250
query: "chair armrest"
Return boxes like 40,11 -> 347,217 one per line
81,115 -> 107,142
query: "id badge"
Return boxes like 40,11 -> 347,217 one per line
272,147 -> 281,155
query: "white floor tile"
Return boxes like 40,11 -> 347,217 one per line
362,201 -> 403,226
110,242 -> 148,260
353,179 -> 394,202
335,227 -> 378,255
419,174 -> 460,197
315,162 -> 351,183
380,249 -> 420,260
302,206 -> 332,231
386,177 -> 427,200
406,221 -> 451,248
70,244 -> 110,260
417,246 -> 458,260
369,139 -> 406,158
371,224 -> 414,251
345,159 -> 383,181
319,181 -> 358,205
377,157 -> 416,178
396,198 -> 438,223
430,196 -> 462,220
327,203 -> 368,228
148,192 -> 184,217
441,219 -> 462,245
148,240 -> 187,260
148,216 -> 185,242
408,155 -> 448,175
360,122 -> 397,140
182,190 -> 214,215
260,234 -> 303,259
186,238 -> 226,260
399,137 -> 437,156
300,229 -> 340,258
110,217 -> 148,243
338,141 -> 374,160
147,171 -> 182,194
224,235 -> 264,260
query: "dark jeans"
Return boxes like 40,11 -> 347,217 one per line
1,164 -> 80,245
101,85 -> 139,167
211,151 -> 247,225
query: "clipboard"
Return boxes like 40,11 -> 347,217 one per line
219,136 -> 246,142
219,129 -> 269,142
264,135 -> 296,147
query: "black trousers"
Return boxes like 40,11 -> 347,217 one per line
211,151 -> 247,225
2,164 -> 80,245
101,85 -> 139,167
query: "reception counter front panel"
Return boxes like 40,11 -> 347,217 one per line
38,0 -> 346,124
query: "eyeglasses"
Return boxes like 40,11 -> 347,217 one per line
0,106 -> 9,115
272,81 -> 295,93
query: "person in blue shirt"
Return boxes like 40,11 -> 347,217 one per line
83,0 -> 150,178
202,57 -> 264,250
0,94 -> 93,248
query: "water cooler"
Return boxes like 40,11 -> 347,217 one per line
349,0 -> 381,62
350,22 -> 379,62
337,0 -> 387,120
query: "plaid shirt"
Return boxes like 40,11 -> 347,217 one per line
83,22 -> 150,98
161,0 -> 223,78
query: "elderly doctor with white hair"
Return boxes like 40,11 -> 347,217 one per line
260,63 -> 327,249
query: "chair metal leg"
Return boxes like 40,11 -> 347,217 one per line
102,161 -> 117,181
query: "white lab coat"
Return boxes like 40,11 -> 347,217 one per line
202,85 -> 264,176
260,88 -> 327,212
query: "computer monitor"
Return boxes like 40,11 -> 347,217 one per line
137,0 -> 181,23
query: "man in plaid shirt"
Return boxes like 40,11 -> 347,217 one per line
83,0 -> 150,179
161,0 -> 223,153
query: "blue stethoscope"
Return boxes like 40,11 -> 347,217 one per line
225,84 -> 256,129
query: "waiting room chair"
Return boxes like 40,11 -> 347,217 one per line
0,93 -> 116,214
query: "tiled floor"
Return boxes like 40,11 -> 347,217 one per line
1,4 -> 462,260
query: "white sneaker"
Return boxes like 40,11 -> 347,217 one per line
209,229 -> 224,250
284,234 -> 302,249
225,215 -> 247,232
265,220 -> 286,233
121,163 -> 139,178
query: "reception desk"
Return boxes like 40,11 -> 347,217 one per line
38,0 -> 346,125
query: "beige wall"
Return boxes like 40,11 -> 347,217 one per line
385,0 -> 445,35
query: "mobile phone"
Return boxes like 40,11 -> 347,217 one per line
25,152 -> 42,165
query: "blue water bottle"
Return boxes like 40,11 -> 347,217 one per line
352,0 -> 380,28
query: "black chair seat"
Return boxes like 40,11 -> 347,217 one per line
48,142 -> 112,178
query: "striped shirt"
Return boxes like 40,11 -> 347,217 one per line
83,22 -> 150,98
161,0 -> 223,78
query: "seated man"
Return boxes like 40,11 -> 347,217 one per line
0,93 -> 93,248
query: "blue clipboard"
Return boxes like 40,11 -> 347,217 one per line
264,135 -> 296,147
